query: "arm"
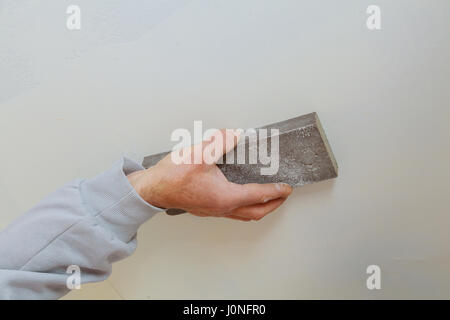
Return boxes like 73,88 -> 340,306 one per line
0,157 -> 161,299
0,130 -> 292,299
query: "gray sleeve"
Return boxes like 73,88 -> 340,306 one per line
0,157 -> 163,299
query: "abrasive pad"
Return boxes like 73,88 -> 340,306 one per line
142,112 -> 338,215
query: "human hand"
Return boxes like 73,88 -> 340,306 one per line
127,129 -> 292,221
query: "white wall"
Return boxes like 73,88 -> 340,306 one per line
0,0 -> 449,299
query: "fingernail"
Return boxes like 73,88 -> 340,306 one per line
276,183 -> 292,193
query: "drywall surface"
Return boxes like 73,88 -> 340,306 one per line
0,0 -> 449,299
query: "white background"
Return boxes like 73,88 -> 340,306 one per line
0,0 -> 449,299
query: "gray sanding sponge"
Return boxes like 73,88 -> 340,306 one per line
142,112 -> 338,187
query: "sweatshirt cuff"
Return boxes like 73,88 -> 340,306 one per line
80,157 -> 164,242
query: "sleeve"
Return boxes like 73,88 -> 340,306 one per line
0,157 -> 163,299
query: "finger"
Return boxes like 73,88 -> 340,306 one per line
219,128 -> 242,157
204,128 -> 243,163
183,129 -> 242,165
231,197 -> 286,220
230,182 -> 292,208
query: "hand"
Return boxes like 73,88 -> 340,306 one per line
127,129 -> 292,221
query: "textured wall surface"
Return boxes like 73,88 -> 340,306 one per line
0,0 -> 449,299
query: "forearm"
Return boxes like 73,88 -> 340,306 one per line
0,157 -> 162,299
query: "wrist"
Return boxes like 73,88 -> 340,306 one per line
127,170 -> 146,198
127,168 -> 167,209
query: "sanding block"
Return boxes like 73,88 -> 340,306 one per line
142,112 -> 338,215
